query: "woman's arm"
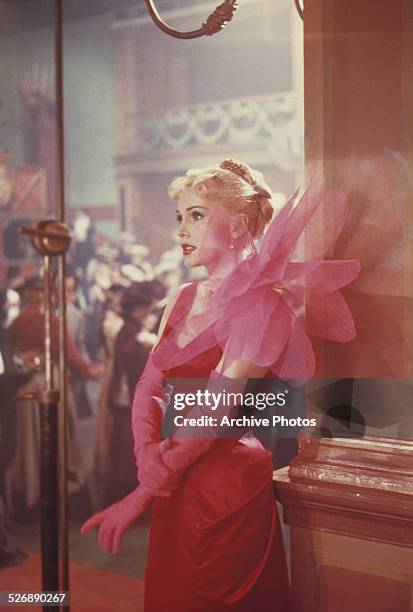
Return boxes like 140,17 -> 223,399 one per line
81,288 -> 268,553
131,283 -> 191,468
133,285 -> 271,488
138,354 -> 269,488
80,286 -> 190,553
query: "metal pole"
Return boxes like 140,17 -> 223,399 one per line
43,256 -> 53,392
57,257 -> 69,592
18,221 -> 72,610
54,0 -> 70,597
55,0 -> 65,224
40,255 -> 59,606
19,200 -> 71,608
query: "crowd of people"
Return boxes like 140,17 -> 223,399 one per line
0,218 -> 197,566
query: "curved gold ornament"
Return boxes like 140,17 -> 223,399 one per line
143,0 -> 238,39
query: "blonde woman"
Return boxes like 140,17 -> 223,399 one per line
82,160 -> 359,611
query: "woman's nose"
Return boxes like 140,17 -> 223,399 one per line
177,221 -> 189,238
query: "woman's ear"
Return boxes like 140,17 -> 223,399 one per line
231,214 -> 248,239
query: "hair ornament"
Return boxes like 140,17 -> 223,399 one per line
220,159 -> 260,193
219,159 -> 270,201
220,159 -> 250,181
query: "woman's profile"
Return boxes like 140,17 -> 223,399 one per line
81,159 -> 360,611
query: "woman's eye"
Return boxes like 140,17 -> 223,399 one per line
191,211 -> 204,221
176,214 -> 182,224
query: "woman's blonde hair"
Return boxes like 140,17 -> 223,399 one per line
168,159 -> 274,239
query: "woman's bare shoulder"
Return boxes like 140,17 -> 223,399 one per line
151,282 -> 194,352
164,281 -> 194,316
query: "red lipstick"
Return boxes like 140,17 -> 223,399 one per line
182,243 -> 196,255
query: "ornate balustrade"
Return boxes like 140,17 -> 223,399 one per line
127,92 -> 302,162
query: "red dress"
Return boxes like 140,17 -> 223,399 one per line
138,184 -> 360,611
143,312 -> 290,612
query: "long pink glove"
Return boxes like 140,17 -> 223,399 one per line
136,370 -> 247,491
131,353 -> 183,491
80,482 -> 173,554
131,352 -> 164,465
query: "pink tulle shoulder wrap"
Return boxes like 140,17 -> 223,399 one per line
153,181 -> 360,381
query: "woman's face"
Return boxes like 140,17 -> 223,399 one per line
176,186 -> 235,272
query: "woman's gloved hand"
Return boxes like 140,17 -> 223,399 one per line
80,484 -> 169,555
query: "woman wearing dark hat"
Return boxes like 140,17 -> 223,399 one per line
104,281 -> 165,505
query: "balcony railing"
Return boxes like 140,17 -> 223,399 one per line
128,92 -> 302,165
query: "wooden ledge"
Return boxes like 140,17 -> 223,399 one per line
273,436 -> 413,547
